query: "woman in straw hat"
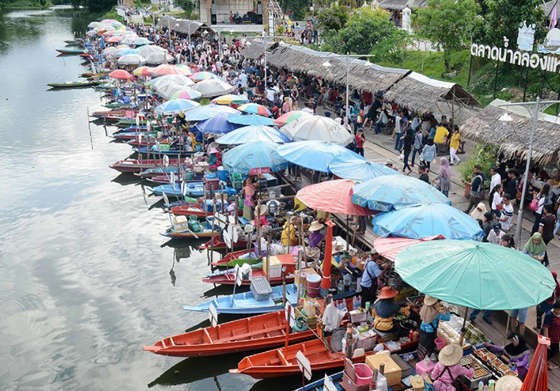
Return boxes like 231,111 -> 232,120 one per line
494,375 -> 522,391
418,295 -> 451,360
253,204 -> 270,229
371,286 -> 410,332
430,344 -> 474,391
305,220 -> 325,262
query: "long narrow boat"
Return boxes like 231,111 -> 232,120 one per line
116,119 -> 148,128
183,283 -> 298,315
230,338 -> 376,379
137,166 -> 184,178
104,103 -> 134,109
151,182 -> 205,198
113,131 -> 157,141
143,311 -> 316,357
170,204 -> 242,218
211,249 -> 254,267
200,236 -> 250,251
109,158 -> 183,173
91,109 -> 134,119
56,48 -> 85,55
203,269 -> 294,286
47,81 -> 100,89
294,372 -> 343,391
133,147 -> 196,157
161,229 -> 217,239
127,137 -> 168,148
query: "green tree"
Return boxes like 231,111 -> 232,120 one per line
176,0 -> 197,17
278,0 -> 310,20
415,0 -> 480,71
84,0 -> 115,13
371,29 -> 411,64
316,3 -> 349,32
474,0 -> 545,47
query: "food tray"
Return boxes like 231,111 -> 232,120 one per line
458,354 -> 495,390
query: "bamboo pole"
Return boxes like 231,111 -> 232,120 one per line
209,196 -> 217,266
256,199 -> 262,256
266,232 -> 271,282
296,250 -> 302,303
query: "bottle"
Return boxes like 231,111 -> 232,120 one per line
365,301 -> 371,312
478,381 -> 484,391
488,380 -> 495,391
484,386 -> 488,391
353,296 -> 361,310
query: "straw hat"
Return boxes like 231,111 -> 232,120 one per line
209,148 -> 219,154
308,220 -> 324,232
423,295 -> 438,306
438,344 -> 463,366
495,375 -> 523,391
256,204 -> 267,216
378,286 -> 399,300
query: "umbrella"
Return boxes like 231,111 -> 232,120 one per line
117,54 -> 145,65
194,79 -> 234,98
238,103 -> 272,117
144,52 -> 174,65
352,175 -> 451,212
296,180 -> 375,216
88,21 -> 99,28
133,66 -> 153,77
175,64 -> 193,75
196,113 -> 242,134
116,44 -> 130,50
223,141 -> 289,175
372,202 -> 484,240
106,35 -> 121,43
102,47 -> 116,56
216,125 -> 290,144
212,94 -> 249,105
183,105 -> 240,122
274,111 -> 313,126
109,69 -> 134,80
373,236 -> 445,261
133,37 -> 152,46
156,84 -> 196,100
146,74 -> 194,89
189,71 -> 220,82
169,88 -> 202,100
151,64 -> 190,76
329,155 -> 399,182
138,45 -> 167,58
120,35 -> 140,45
155,99 -> 200,115
227,114 -> 275,126
395,240 -> 555,310
277,140 -> 362,173
281,116 -> 354,146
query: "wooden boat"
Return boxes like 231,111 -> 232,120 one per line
203,269 -> 294,286
127,137 -> 168,148
64,39 -> 81,45
211,249 -> 254,267
47,81 -> 100,89
183,283 -> 299,315
56,48 -> 85,55
113,131 -> 157,141
143,310 -> 316,357
170,204 -> 241,218
137,166 -> 184,178
133,147 -> 196,157
116,119 -> 148,128
230,338 -> 375,379
151,182 -> 205,198
104,103 -> 134,109
109,158 -> 183,173
146,175 -> 183,185
161,227 -> 217,239
294,371 -> 343,391
90,109 -> 133,119
200,236 -> 250,251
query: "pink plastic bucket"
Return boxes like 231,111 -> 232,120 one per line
435,337 -> 446,350
354,363 -> 373,386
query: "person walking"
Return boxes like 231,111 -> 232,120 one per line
401,127 -> 414,174
449,126 -> 461,165
394,110 -> 408,151
539,204 -> 556,266
355,130 -> 365,157
360,252 -> 388,308
535,270 -> 560,332
498,194 -> 515,232
420,138 -> 436,171
433,158 -> 451,197
462,164 -> 485,214
531,183 -> 551,235
411,126 -> 423,167
491,184 -> 503,218
543,300 -> 560,369
489,167 -> 502,208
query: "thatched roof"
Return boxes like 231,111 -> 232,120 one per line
459,99 -> 560,166
240,38 -> 277,59
378,0 -> 426,10
157,16 -> 214,35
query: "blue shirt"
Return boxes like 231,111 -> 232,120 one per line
420,312 -> 451,333
374,299 -> 401,318
361,259 -> 382,288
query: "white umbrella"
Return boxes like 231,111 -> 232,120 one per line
147,74 -> 194,88
137,45 -> 167,58
194,79 -> 234,98
144,52 -> 174,65
280,116 -> 354,146
120,35 -> 140,45
88,21 -> 99,28
117,54 -> 146,65
156,84 -> 197,99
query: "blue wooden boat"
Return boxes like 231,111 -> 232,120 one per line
151,182 -> 205,198
183,284 -> 299,315
294,372 -> 344,391
134,147 -> 196,157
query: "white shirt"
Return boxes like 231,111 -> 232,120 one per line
302,107 -> 314,114
239,73 -> 248,88
487,230 -> 504,245
500,203 -> 514,231
394,115 -> 403,134
490,173 -> 501,192
266,88 -> 276,102
492,192 -> 502,210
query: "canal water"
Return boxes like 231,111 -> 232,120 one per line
0,8 -> 304,391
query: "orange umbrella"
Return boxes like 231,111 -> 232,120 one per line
109,70 -> 134,80
296,180 -> 375,216
520,335 -> 549,391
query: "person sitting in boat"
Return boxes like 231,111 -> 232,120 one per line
430,344 -> 474,391
306,220 -> 325,262
483,334 -> 530,380
371,287 -> 410,332
253,204 -> 270,228
281,216 -> 301,247
207,148 -> 222,170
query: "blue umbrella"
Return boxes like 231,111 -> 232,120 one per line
223,141 -> 289,175
277,140 -> 362,173
227,114 -> 275,126
155,99 -> 200,115
216,125 -> 290,144
329,155 -> 399,182
183,105 -> 240,122
352,175 -> 451,212
196,113 -> 241,134
372,202 -> 484,241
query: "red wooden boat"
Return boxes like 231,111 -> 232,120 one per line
143,311 -> 315,357
127,137 -> 168,147
230,338 -> 376,379
200,236 -> 249,250
170,204 -> 242,218
203,269 -> 295,286
211,249 -> 252,267
109,158 -> 183,173
91,109 -> 134,119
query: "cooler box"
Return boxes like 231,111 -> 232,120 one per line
217,166 -> 228,181
250,277 -> 272,301
185,182 -> 205,197
294,268 -> 318,288
275,254 -> 297,274
365,352 -> 402,387
263,256 -> 282,279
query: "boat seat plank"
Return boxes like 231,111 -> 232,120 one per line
219,324 -> 287,343
203,329 -> 214,343
169,337 -> 176,346
277,350 -> 290,366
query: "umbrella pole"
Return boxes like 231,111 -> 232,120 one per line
352,215 -> 358,248
346,215 -> 349,252
299,222 -> 307,266
459,307 -> 469,347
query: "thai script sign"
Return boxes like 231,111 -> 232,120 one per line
471,43 -> 560,73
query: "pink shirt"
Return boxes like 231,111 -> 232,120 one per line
430,363 -> 474,391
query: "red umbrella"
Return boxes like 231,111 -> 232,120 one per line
109,69 -> 133,80
373,235 -> 445,261
296,180 -> 375,216
106,36 -> 120,43
520,335 -> 549,391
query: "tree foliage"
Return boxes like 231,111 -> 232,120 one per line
279,0 -> 310,20
415,0 -> 479,71
316,3 -> 350,35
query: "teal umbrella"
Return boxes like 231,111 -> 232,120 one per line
395,240 -> 555,310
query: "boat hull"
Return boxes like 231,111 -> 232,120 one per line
203,269 -> 294,286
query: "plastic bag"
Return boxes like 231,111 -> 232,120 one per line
323,302 -> 347,332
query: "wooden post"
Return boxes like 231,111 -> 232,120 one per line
298,222 -> 307,266
345,325 -> 353,359
234,195 -> 239,225
256,199 -> 262,256
209,196 -> 217,266
296,250 -> 302,303
287,217 -> 291,255
266,232 -> 272,282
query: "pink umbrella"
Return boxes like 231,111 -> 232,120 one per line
373,235 -> 445,261
150,64 -> 189,76
109,69 -> 134,80
106,36 -> 120,43
295,179 -> 375,216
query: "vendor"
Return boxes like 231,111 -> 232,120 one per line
242,177 -> 256,221
360,252 -> 388,309
484,334 -> 530,380
253,204 -> 270,228
306,220 -> 325,263
207,148 -> 222,170
281,216 -> 301,247
430,344 -> 474,391
418,295 -> 451,359
371,287 -> 410,332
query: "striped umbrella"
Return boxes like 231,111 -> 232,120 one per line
189,71 -> 220,82
169,89 -> 202,100
212,94 -> 249,105
155,99 -> 200,115
109,69 -> 134,80
133,66 -> 153,76
237,103 -> 272,117
274,111 -> 313,126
